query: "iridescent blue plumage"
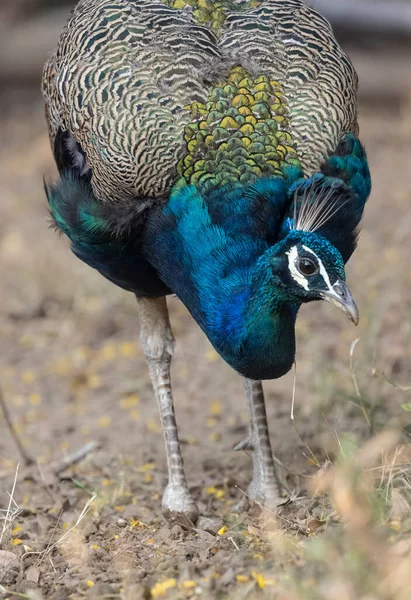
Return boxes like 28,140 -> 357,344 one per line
46,133 -> 370,379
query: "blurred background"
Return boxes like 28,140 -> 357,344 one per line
0,2 -> 411,599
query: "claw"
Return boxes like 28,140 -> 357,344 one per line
234,438 -> 254,452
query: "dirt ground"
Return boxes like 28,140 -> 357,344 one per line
0,82 -> 411,599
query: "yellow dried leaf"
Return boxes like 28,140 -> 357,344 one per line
151,578 -> 177,598
98,415 -> 111,428
29,393 -> 42,406
181,580 -> 196,590
206,486 -> 225,500
119,394 -> 140,409
22,370 -> 35,384
100,345 -> 116,360
51,357 -> 72,376
87,374 -> 101,389
87,580 -> 94,587
251,572 -> 275,589
74,346 -> 90,361
146,419 -> 161,433
217,525 -> 228,536
138,462 -> 155,472
114,505 -> 125,513
129,518 -> 145,529
12,525 -> 22,535
209,399 -> 222,415
390,520 -> 401,532
119,342 -> 135,356
206,350 -> 219,362
12,538 -> 23,546
236,575 -> 250,583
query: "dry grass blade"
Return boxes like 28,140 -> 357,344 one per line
0,587 -> 31,599
40,493 -> 96,560
0,463 -> 21,547
51,495 -> 95,547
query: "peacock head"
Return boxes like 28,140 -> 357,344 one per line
268,230 -> 359,325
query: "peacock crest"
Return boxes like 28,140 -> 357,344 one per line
292,181 -> 349,233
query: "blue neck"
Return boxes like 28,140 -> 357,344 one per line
206,255 -> 299,379
144,181 -> 299,379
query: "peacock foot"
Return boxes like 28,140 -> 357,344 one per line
234,479 -> 281,514
248,478 -> 281,512
162,483 -> 199,524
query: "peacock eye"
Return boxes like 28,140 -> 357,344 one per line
297,257 -> 317,276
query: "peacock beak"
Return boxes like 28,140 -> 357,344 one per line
318,279 -> 359,326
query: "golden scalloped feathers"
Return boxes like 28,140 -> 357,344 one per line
177,67 -> 301,189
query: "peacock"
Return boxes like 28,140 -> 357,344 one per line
42,0 -> 371,522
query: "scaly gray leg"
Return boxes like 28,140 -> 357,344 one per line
235,378 -> 280,508
137,296 -> 199,523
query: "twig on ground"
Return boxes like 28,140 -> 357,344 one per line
52,440 -> 101,476
228,536 -> 240,551
0,388 -> 33,466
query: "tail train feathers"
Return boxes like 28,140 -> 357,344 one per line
45,172 -> 167,296
45,172 -> 152,242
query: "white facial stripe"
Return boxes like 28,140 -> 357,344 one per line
286,246 -> 309,291
302,245 -> 333,291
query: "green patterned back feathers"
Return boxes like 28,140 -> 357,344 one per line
178,66 -> 301,190
164,0 -> 263,32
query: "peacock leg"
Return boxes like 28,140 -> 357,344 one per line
136,296 -> 199,523
235,378 -> 280,508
